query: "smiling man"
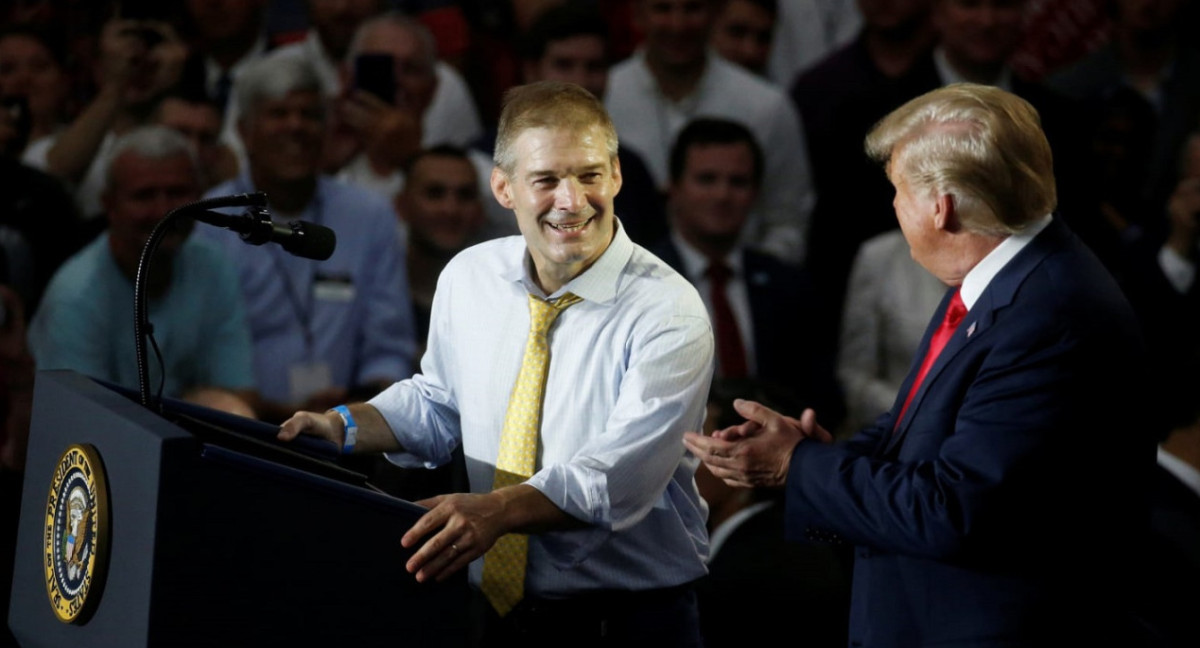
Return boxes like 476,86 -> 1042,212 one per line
201,55 -> 416,423
280,81 -> 714,646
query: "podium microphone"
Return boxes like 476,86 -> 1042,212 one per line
134,191 -> 336,409
189,192 -> 337,261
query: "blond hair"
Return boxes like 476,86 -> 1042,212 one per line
865,83 -> 1057,235
493,81 -> 618,175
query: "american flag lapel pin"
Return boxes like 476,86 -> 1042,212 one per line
966,322 -> 976,338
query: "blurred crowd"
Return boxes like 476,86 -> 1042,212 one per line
2,1 -> 1199,646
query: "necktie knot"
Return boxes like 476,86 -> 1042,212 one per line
706,262 -> 732,285
944,291 -> 967,328
528,292 -> 582,335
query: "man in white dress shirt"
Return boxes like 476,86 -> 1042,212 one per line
606,0 -> 816,264
279,81 -> 714,646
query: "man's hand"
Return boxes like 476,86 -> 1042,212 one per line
98,20 -> 186,105
683,400 -> 832,489
98,20 -> 142,99
336,90 -> 422,171
142,21 -> 187,100
401,484 -> 579,584
277,410 -> 343,447
400,491 -> 511,583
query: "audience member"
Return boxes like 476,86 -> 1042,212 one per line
837,228 -> 945,435
395,145 -> 486,353
1067,85 -> 1157,278
792,0 -> 938,374
278,81 -> 713,645
0,25 -> 69,153
1006,0 -> 1111,82
178,0 -> 274,175
709,0 -> 777,76
180,0 -> 271,120
511,2 -> 666,246
686,83 -> 1154,645
766,0 -> 862,86
153,90 -> 238,189
928,0 -> 1088,211
652,117 -> 841,421
607,0 -> 816,263
202,55 -> 416,423
695,376 -> 852,648
343,143 -> 484,503
1047,0 -> 1200,226
271,1 -> 483,158
1123,131 -> 1200,430
22,17 -> 187,219
273,0 -> 384,96
325,12 -> 438,200
28,125 -> 255,410
0,81 -> 82,314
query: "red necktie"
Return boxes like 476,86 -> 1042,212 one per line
706,262 -> 748,378
894,289 -> 967,430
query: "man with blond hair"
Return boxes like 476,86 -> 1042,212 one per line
687,83 -> 1154,645
280,81 -> 713,645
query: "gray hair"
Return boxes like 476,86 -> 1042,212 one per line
235,54 -> 325,124
105,125 -> 200,192
347,10 -> 437,71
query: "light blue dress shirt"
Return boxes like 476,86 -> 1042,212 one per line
371,224 -> 715,596
29,233 -> 254,396
201,175 -> 417,404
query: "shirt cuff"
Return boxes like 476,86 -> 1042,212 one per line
1158,245 -> 1195,294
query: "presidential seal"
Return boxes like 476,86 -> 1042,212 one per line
44,444 -> 110,624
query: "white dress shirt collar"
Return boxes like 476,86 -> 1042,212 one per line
960,215 -> 1052,309
502,219 -> 636,305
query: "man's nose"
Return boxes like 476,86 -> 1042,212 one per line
554,177 -> 586,212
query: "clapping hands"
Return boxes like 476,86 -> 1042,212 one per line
683,399 -> 832,489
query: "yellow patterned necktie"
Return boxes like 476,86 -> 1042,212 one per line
481,292 -> 583,617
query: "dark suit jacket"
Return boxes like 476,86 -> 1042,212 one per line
785,218 -> 1154,646
650,240 -> 843,423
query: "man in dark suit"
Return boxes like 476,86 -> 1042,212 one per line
651,117 -> 842,422
686,83 -> 1154,646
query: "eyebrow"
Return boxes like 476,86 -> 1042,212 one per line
524,163 -> 607,179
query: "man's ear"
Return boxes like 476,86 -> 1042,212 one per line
491,166 -> 514,209
933,192 -> 958,232
610,155 -> 623,198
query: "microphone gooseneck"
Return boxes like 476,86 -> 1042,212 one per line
133,192 -> 337,409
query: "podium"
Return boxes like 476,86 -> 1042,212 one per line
8,370 -> 468,647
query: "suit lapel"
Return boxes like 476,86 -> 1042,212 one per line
882,218 -> 1069,455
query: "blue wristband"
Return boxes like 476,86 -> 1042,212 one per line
331,405 -> 357,454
